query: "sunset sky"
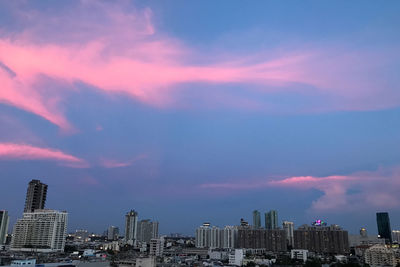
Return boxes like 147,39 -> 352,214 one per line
1,0 -> 399,235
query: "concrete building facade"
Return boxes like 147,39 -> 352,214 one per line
11,210 -> 68,252
24,179 -> 48,212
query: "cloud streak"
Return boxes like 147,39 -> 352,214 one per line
0,143 -> 88,168
99,154 -> 148,168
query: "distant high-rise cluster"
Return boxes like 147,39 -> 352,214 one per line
123,209 -> 159,247
195,210 -> 350,255
10,179 -> 68,252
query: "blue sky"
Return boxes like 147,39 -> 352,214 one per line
0,0 -> 399,235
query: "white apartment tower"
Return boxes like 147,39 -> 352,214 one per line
195,223 -> 211,248
125,210 -> 138,245
222,226 -> 237,249
11,210 -> 68,252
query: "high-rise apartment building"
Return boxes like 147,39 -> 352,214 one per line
376,212 -> 392,243
11,210 -> 68,252
125,210 -> 138,245
236,227 -> 286,252
195,223 -> 211,248
265,210 -> 278,229
107,226 -> 119,241
253,210 -> 261,228
24,179 -> 48,212
293,224 -> 349,254
222,226 -> 238,249
282,221 -> 294,247
137,219 -> 159,243
0,210 -> 9,245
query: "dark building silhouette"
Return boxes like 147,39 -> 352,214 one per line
293,224 -> 349,255
24,179 -> 48,212
236,227 -> 286,252
376,212 -> 392,243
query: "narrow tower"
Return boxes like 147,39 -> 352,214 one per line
24,179 -> 48,212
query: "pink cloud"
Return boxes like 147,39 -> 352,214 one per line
200,166 -> 400,212
100,154 -> 148,168
0,142 -> 88,168
0,1 -> 398,131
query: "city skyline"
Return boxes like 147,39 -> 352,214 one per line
3,178 -> 399,237
1,0 -> 400,235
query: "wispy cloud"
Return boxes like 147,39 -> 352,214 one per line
99,154 -> 148,168
0,1 -> 399,131
0,142 -> 88,168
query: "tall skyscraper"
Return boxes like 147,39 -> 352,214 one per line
11,210 -> 68,252
0,210 -> 9,245
283,221 -> 294,247
137,219 -> 159,243
24,179 -> 48,212
265,210 -> 278,229
377,212 -> 392,243
253,210 -> 261,228
125,210 -> 138,245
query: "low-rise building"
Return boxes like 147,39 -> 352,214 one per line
364,244 -> 395,267
291,249 -> 308,262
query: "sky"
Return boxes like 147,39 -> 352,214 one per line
0,0 -> 400,236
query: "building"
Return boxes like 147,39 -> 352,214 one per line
229,249 -> 244,266
291,249 -> 308,262
364,244 -> 395,267
265,210 -> 278,230
236,227 -> 286,251
137,220 -> 159,243
222,226 -> 238,249
392,230 -> 400,244
24,179 -> 48,212
149,238 -> 164,256
11,209 -> 68,252
0,210 -> 9,245
293,224 -> 349,255
253,210 -> 261,228
377,212 -> 392,243
195,223 -> 221,248
125,210 -> 138,245
348,227 -> 384,247
75,229 -> 89,242
360,227 -> 367,238
283,221 -> 294,248
107,226 -> 119,241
